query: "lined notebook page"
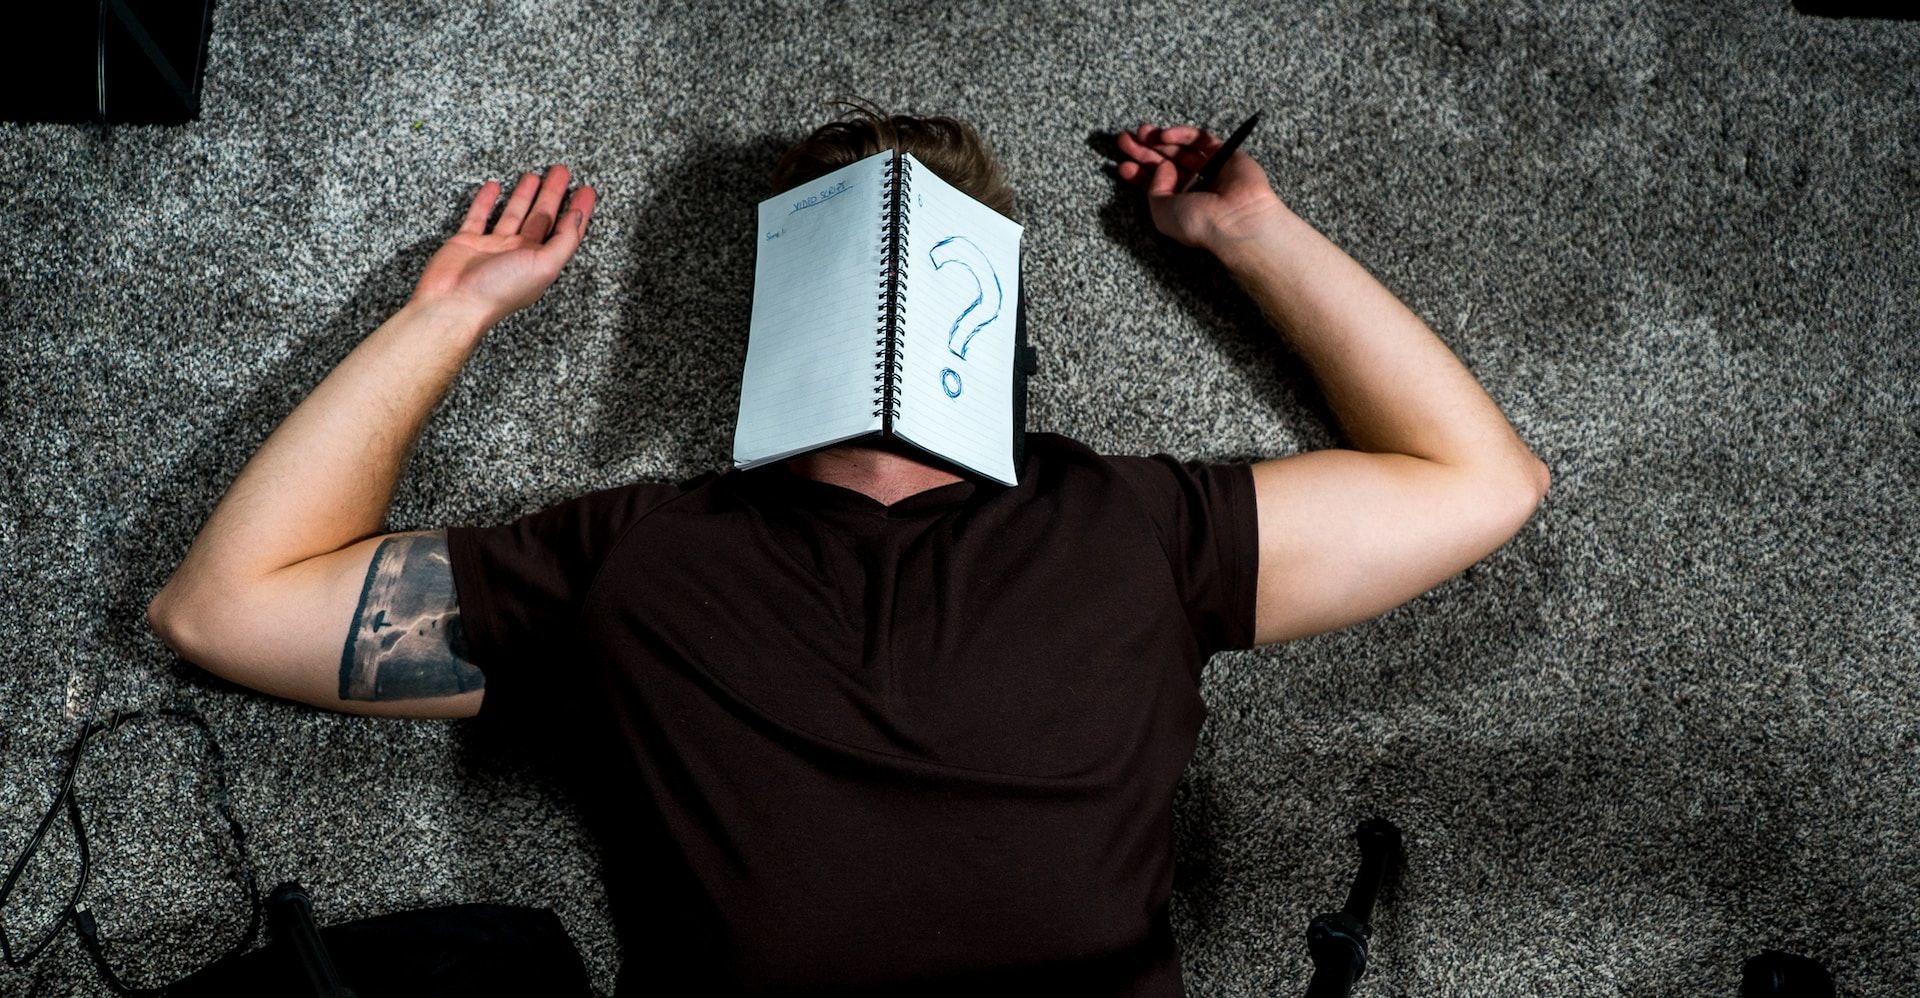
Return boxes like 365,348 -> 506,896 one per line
732,151 -> 893,469
893,154 -> 1024,485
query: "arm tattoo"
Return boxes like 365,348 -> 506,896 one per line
339,531 -> 485,701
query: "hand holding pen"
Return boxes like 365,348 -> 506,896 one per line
1114,113 -> 1291,254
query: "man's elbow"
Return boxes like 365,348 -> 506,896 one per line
1498,458 -> 1549,524
147,592 -> 175,645
146,585 -> 195,658
1488,460 -> 1548,547
1454,448 -> 1550,505
1528,457 -> 1551,501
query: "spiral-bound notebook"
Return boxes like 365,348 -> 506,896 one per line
732,149 -> 1026,486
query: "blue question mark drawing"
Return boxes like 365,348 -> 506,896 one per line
926,235 -> 1004,398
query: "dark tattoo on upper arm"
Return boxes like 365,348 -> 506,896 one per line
339,531 -> 485,701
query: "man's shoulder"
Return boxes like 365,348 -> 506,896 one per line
1021,431 -> 1097,460
551,473 -> 711,527
1015,433 -> 1182,501
1014,431 -> 1102,484
1019,433 -> 1252,510
1026,432 -> 1250,470
1021,431 -> 1210,473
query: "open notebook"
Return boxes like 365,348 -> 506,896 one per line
731,149 -> 1026,486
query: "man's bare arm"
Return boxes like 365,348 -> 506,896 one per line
1209,207 -> 1548,488
1212,201 -> 1548,643
149,166 -> 595,707
151,530 -> 487,719
1116,123 -> 1547,646
338,532 -> 484,702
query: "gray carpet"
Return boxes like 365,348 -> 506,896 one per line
4,1 -> 1916,994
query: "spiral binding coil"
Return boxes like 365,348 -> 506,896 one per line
873,152 -> 912,425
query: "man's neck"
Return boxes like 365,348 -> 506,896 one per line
785,444 -> 965,507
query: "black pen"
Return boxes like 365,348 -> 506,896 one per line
1179,110 -> 1263,194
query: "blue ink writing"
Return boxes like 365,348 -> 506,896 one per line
789,180 -> 851,214
764,230 -> 783,241
926,235 -> 1003,399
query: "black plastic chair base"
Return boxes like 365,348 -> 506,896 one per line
1300,818 -> 1403,998
1741,949 -> 1835,998
1303,910 -> 1371,997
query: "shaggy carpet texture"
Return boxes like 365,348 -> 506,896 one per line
3,1 -> 1915,994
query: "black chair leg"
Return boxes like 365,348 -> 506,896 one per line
268,881 -> 358,998
1740,949 -> 1835,998
1300,817 -> 1404,998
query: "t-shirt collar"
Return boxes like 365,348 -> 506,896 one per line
742,461 -> 983,516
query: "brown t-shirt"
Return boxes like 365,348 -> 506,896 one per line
446,431 -> 1260,996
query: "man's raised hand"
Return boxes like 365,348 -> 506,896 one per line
1114,122 -> 1289,252
410,164 -> 598,328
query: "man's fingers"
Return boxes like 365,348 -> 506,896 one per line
459,180 -> 500,235
522,164 -> 572,242
568,186 -> 597,239
1149,125 -> 1225,171
1153,144 -> 1211,172
1133,122 -> 1222,150
1118,130 -> 1201,174
1116,129 -> 1166,165
1155,125 -> 1220,149
495,171 -> 541,236
538,186 -> 596,262
1119,126 -> 1213,176
1147,157 -> 1181,198
1116,159 -> 1163,192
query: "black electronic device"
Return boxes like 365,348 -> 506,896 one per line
4,1 -> 216,125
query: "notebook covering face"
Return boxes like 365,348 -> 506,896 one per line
731,149 -> 1024,485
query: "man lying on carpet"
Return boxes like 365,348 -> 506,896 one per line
146,100 -> 1549,996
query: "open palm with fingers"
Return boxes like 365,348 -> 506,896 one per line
411,163 -> 598,328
